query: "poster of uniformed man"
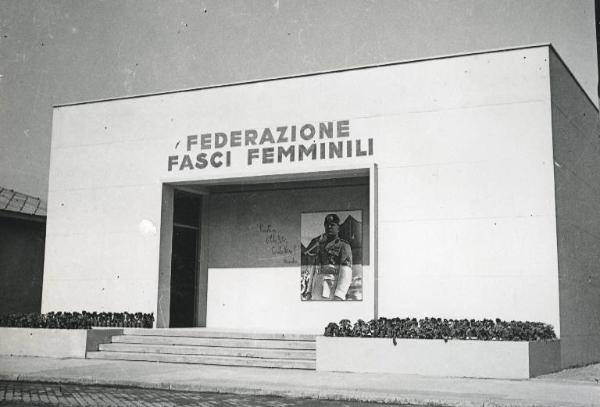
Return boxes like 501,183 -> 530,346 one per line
300,210 -> 363,301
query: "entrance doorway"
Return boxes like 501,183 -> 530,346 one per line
169,191 -> 202,327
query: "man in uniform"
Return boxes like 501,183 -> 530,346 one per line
305,213 -> 353,301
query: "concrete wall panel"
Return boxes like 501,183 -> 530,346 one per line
317,337 -> 561,378
550,49 -> 600,368
207,266 -> 374,332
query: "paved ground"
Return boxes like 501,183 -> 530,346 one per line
0,381 -> 408,407
1,356 -> 599,407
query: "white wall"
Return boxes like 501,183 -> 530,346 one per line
376,102 -> 558,327
550,50 -> 600,368
207,266 -> 374,333
44,46 -> 560,332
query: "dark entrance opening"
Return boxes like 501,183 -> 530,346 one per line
169,190 -> 202,327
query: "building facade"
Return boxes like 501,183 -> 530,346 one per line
43,45 -> 600,368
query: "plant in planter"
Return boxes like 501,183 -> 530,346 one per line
323,317 -> 557,342
0,311 -> 155,329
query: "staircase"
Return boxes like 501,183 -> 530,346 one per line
86,328 -> 316,370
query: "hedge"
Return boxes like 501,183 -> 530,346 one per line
324,317 -> 557,342
0,312 -> 154,329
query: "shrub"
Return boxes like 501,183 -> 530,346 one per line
0,311 -> 154,329
323,317 -> 556,342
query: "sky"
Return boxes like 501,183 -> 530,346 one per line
0,0 -> 597,200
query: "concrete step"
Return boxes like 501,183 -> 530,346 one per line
98,343 -> 316,360
122,328 -> 316,341
112,335 -> 316,350
86,351 -> 316,369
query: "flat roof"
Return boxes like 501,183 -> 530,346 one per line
0,187 -> 47,217
53,43 -> 597,111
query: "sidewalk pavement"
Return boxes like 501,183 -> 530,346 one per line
0,355 -> 599,407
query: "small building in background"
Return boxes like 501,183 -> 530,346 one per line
0,187 -> 46,314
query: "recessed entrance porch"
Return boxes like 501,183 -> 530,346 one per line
157,167 -> 376,331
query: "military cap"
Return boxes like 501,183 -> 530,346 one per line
324,213 -> 341,225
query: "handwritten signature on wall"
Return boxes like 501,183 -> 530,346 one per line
257,223 -> 297,264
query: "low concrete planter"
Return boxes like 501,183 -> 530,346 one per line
0,328 -> 123,358
316,336 -> 561,379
